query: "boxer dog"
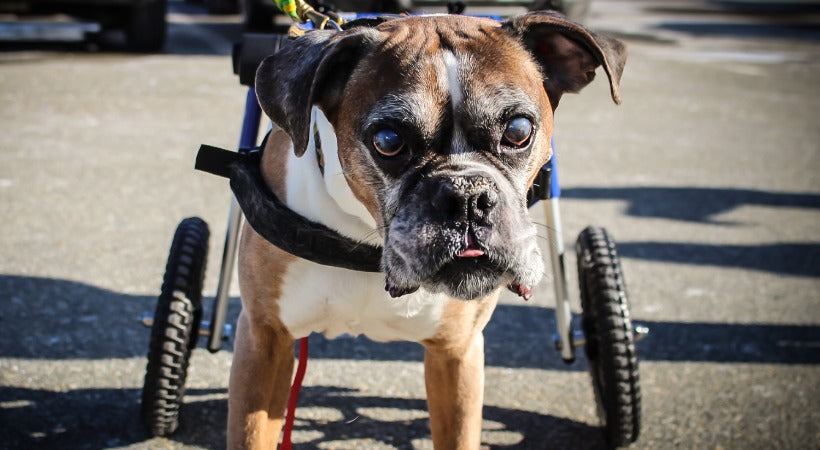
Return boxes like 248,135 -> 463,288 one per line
229,11 -> 625,449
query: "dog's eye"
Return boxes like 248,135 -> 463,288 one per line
372,129 -> 405,157
502,117 -> 533,148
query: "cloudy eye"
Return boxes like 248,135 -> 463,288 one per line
372,129 -> 405,157
502,117 -> 533,148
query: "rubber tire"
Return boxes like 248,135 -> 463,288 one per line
125,0 -> 167,52
576,226 -> 640,447
141,217 -> 210,436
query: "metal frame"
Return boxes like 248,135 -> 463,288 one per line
545,197 -> 575,362
206,88 -> 263,352
204,86 -> 577,361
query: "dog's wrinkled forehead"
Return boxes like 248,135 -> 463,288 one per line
346,17 -> 549,137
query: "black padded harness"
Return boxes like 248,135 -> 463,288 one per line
195,140 -> 383,272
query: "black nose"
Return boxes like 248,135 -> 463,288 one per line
430,176 -> 498,222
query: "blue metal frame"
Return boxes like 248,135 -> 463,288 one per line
546,144 -> 561,199
239,88 -> 263,149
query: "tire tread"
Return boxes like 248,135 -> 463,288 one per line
141,217 -> 209,436
577,226 -> 641,447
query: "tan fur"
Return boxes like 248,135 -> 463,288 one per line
422,292 -> 500,449
260,130 -> 292,201
228,223 -> 297,449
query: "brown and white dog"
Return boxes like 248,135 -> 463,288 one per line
229,11 -> 625,449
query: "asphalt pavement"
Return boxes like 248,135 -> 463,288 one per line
1,1 -> 818,448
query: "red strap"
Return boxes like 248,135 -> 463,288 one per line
281,337 -> 309,450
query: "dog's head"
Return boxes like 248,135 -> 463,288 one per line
256,12 -> 626,300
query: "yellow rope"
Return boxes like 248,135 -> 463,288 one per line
271,0 -> 345,29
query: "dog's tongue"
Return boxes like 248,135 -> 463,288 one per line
457,232 -> 484,258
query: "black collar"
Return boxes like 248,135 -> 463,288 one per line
195,141 -> 383,272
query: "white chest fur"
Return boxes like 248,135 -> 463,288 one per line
277,260 -> 446,341
275,108 -> 445,342
283,108 -> 379,243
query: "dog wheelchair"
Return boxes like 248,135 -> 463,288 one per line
139,22 -> 645,448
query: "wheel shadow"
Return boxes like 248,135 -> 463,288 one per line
0,385 -> 606,450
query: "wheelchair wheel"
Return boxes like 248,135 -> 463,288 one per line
141,217 -> 210,436
576,226 -> 640,447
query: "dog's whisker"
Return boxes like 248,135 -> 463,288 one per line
350,226 -> 389,251
531,221 -> 558,233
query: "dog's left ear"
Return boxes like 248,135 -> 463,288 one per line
503,11 -> 627,108
255,28 -> 381,156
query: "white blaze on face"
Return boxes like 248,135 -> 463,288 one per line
443,50 -> 463,112
442,50 -> 468,155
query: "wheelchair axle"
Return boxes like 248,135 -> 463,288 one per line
553,324 -> 649,352
140,312 -> 232,341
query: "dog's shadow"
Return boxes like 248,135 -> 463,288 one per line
0,384 -> 606,449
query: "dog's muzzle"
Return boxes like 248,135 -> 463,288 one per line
382,170 -> 544,301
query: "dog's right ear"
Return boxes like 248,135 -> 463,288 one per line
504,11 -> 626,108
255,29 -> 380,156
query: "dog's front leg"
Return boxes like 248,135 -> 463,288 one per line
228,310 -> 295,450
424,332 -> 485,449
422,296 -> 498,449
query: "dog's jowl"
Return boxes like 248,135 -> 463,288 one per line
229,11 -> 625,449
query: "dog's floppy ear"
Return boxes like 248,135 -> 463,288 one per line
255,29 -> 380,156
504,11 -> 626,108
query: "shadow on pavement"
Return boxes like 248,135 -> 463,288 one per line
0,385 -> 606,449
617,241 -> 820,277
2,271 -> 816,448
1,274 -> 818,365
649,1 -> 820,14
654,22 -> 820,41
562,186 -> 820,224
561,186 -> 820,277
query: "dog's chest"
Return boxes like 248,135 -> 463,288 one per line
272,109 -> 448,342
276,259 -> 447,342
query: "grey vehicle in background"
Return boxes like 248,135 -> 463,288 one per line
0,0 -> 167,51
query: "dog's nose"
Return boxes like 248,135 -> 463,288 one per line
430,176 -> 498,222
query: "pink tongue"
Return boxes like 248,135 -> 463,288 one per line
458,232 -> 484,258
